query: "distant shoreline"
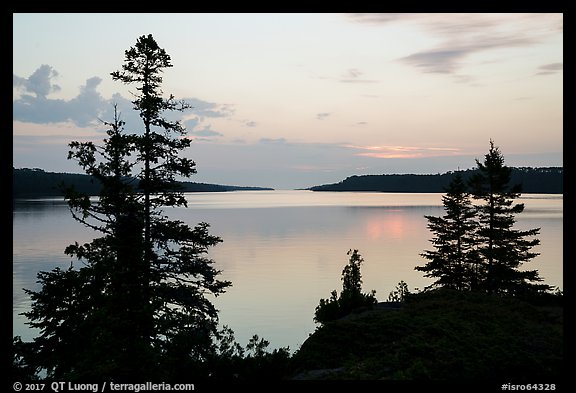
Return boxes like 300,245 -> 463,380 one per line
12,166 -> 562,198
12,167 -> 274,198
307,167 -> 562,194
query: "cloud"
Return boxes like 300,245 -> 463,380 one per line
308,67 -> 379,84
398,33 -> 536,76
400,49 -> 467,74
244,120 -> 258,127
316,112 -> 331,120
183,117 -> 223,138
339,68 -> 379,84
183,98 -> 234,119
347,13 -> 504,34
345,68 -> 362,78
13,66 -> 125,127
13,65 -> 233,131
347,13 -> 562,80
188,126 -> 223,138
13,64 -> 61,98
344,144 -> 461,159
347,13 -> 561,39
13,74 -> 107,127
339,79 -> 379,84
179,98 -> 233,139
259,138 -> 287,144
347,13 -> 407,24
535,62 -> 563,76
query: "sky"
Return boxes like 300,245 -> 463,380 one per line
13,13 -> 563,189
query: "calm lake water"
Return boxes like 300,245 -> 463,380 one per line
13,191 -> 563,353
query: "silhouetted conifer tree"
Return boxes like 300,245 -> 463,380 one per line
416,172 -> 481,291
16,35 -> 231,380
468,140 -> 549,295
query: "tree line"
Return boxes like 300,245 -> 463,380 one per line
13,167 -> 272,198
309,166 -> 563,194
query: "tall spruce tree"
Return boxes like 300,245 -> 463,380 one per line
17,35 -> 231,380
416,172 -> 481,291
468,140 -> 549,295
109,34 -> 233,376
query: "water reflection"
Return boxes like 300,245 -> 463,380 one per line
13,192 -> 563,350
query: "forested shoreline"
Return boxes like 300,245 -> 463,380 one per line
309,167 -> 563,194
12,167 -> 273,198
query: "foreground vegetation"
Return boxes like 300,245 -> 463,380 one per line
290,288 -> 563,380
293,140 -> 563,381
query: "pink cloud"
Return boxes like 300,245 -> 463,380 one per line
344,144 -> 461,159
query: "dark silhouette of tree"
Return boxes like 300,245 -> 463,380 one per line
110,34 -> 197,272
386,280 -> 412,302
314,249 -> 377,324
108,35 -> 232,374
415,141 -> 552,296
468,140 -> 549,295
415,172 -> 482,291
16,35 -> 231,380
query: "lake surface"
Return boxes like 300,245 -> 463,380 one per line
13,191 -> 563,353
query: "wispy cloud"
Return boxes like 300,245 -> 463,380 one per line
183,98 -> 234,119
400,49 -> 466,74
347,13 -> 562,81
181,99 -> 232,139
399,33 -> 535,75
259,137 -> 288,144
183,118 -> 223,138
339,68 -> 379,84
344,144 -> 461,159
316,112 -> 331,120
308,67 -> 379,84
535,62 -> 563,76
